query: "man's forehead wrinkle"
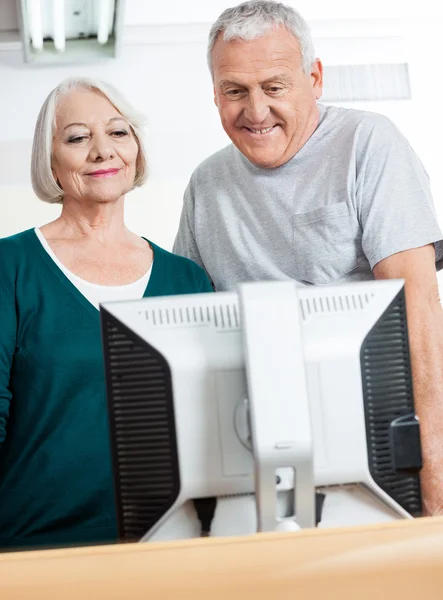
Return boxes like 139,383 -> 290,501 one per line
217,56 -> 295,77
219,72 -> 293,90
217,50 -> 295,64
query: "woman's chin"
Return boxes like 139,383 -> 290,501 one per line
76,192 -> 127,205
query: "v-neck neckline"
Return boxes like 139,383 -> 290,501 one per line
28,229 -> 163,319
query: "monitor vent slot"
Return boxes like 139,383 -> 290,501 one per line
138,302 -> 240,331
300,292 -> 374,320
101,311 -> 180,541
360,290 -> 422,515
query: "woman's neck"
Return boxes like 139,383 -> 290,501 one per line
47,195 -> 130,244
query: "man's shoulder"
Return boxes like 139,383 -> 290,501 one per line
320,104 -> 397,140
190,143 -> 236,180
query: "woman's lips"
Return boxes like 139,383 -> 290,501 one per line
87,168 -> 120,178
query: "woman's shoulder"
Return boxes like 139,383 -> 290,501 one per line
0,229 -> 37,298
149,241 -> 213,294
151,241 -> 199,267
0,228 -> 36,264
0,228 -> 35,253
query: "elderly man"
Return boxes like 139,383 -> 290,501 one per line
173,0 -> 443,515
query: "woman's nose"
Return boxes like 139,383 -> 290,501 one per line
89,135 -> 114,162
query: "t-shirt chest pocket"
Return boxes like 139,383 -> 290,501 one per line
293,202 -> 360,285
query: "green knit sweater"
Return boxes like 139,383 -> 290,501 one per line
0,229 -> 212,550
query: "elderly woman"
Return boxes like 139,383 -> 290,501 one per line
0,78 -> 212,550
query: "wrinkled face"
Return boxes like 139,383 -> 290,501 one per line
212,26 -> 323,168
52,89 -> 139,203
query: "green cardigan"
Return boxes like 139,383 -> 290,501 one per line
0,229 -> 212,550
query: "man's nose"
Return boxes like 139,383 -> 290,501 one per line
244,91 -> 271,125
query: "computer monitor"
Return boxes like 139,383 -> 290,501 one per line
100,279 -> 422,542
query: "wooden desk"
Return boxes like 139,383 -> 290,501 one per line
1,517 -> 443,599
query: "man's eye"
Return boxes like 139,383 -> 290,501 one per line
226,90 -> 243,96
268,87 -> 283,93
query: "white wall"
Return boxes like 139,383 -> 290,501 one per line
123,0 -> 443,23
0,35 -> 224,247
0,5 -> 442,251
0,181 -> 188,250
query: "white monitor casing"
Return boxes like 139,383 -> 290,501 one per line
100,279 -> 420,541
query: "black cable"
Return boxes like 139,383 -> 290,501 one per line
193,497 -> 217,537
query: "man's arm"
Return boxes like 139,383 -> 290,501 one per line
373,244 -> 443,515
173,180 -> 205,269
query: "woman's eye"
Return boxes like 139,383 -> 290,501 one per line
67,136 -> 87,143
112,130 -> 128,137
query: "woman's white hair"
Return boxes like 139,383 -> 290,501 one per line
207,0 -> 315,77
31,77 -> 148,204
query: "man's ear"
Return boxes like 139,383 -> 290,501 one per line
311,58 -> 323,100
213,86 -> 219,108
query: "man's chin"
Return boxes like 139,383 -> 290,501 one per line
242,149 -> 288,169
231,135 -> 291,168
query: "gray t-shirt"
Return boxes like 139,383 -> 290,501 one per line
173,104 -> 443,291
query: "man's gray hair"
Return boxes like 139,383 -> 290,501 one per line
208,0 -> 315,78
31,77 -> 148,204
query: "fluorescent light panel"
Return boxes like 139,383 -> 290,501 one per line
52,0 -> 65,52
98,0 -> 114,45
20,0 -> 122,60
26,0 -> 43,51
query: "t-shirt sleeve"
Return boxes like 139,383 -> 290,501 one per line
356,117 -> 443,271
0,269 -> 16,446
173,178 -> 206,269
